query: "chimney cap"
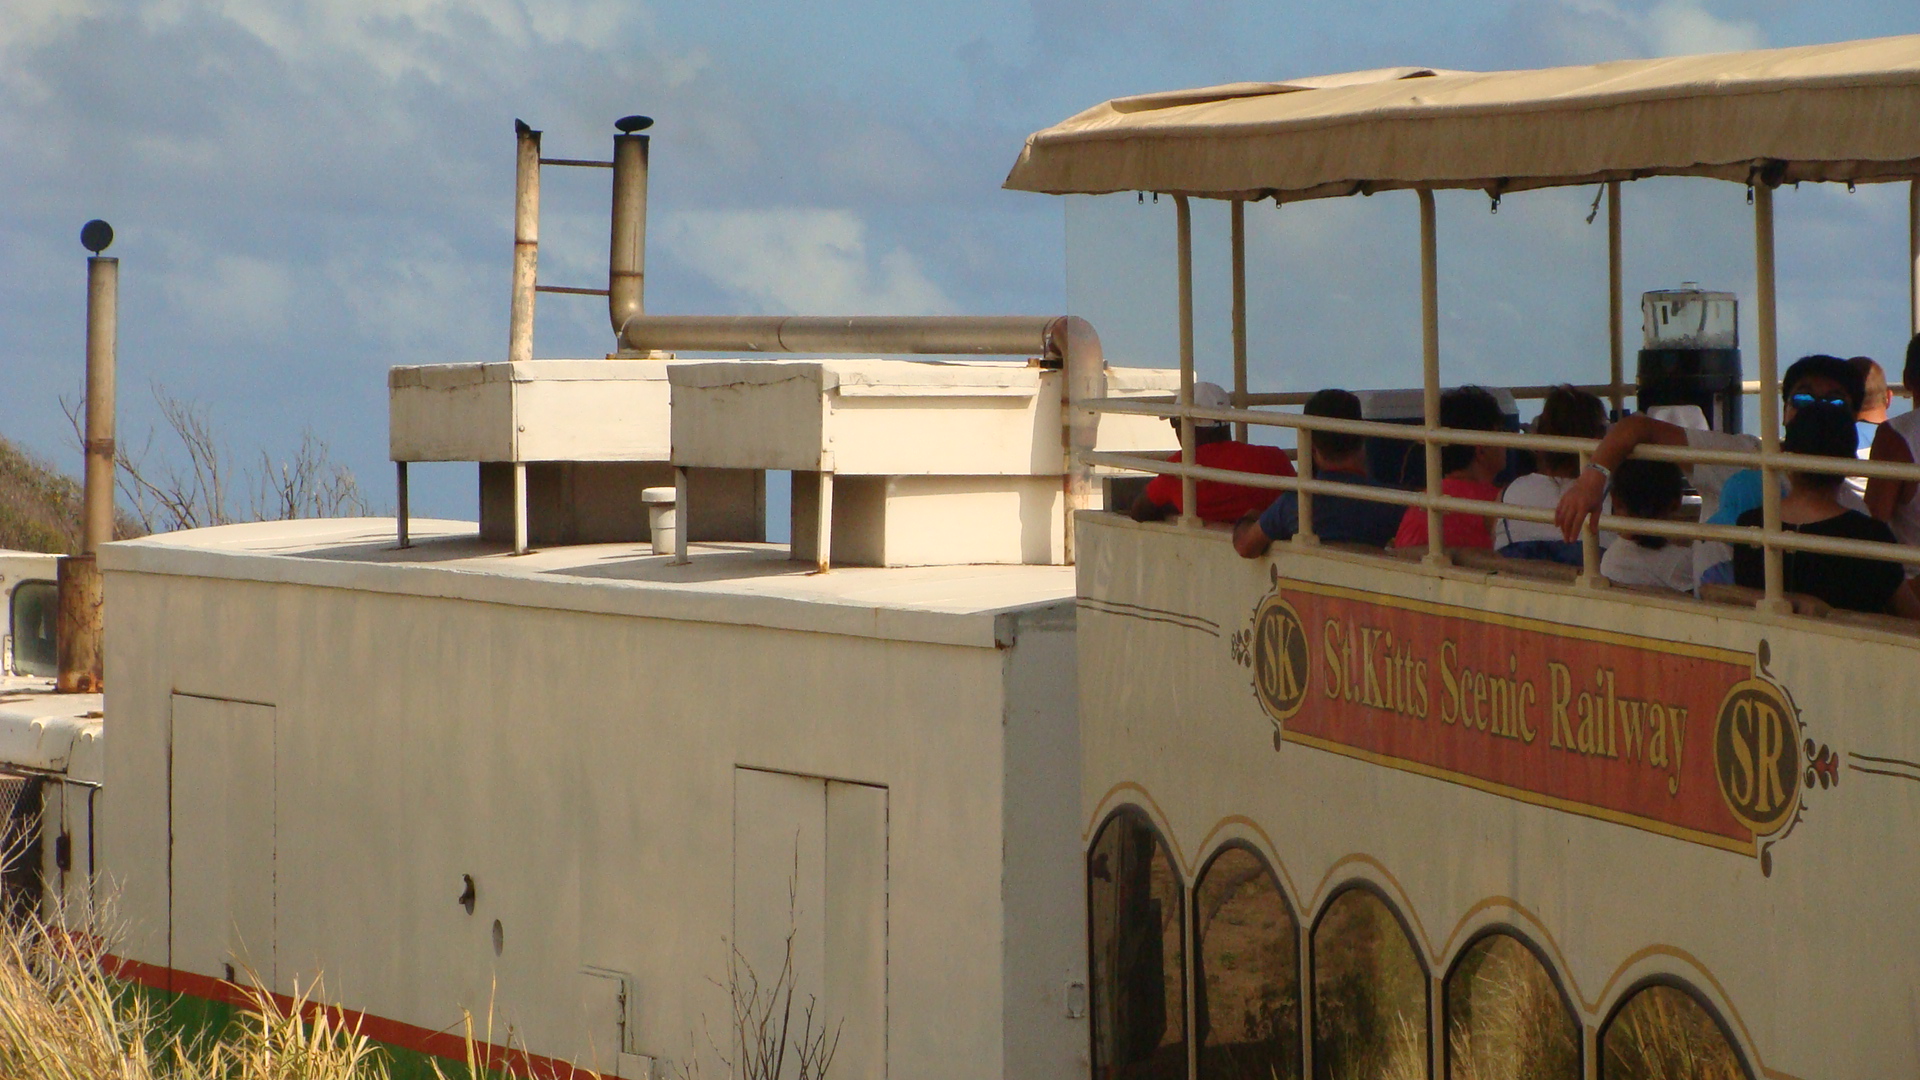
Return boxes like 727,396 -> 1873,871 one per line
615,115 -> 654,134
80,219 -> 113,254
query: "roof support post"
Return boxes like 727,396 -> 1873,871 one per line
1418,189 -> 1446,566
509,121 -> 541,365
1231,199 -> 1249,442
395,462 -> 410,549
1753,181 -> 1788,613
1909,180 -> 1919,336
1608,181 -> 1625,417
512,461 -> 529,556
1175,194 -> 1198,528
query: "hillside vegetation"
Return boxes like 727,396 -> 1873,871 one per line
0,436 -> 87,553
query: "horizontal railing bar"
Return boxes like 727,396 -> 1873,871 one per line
1084,397 -> 1920,483
1203,381 -> 1910,409
1086,450 -> 1920,568
538,157 -> 614,168
535,285 -> 612,296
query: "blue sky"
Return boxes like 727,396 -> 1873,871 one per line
2,0 -> 1915,520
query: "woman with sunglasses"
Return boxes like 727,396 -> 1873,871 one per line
1730,404 -> 1906,614
1554,354 -> 1866,591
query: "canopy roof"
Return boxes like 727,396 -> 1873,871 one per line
1003,35 -> 1920,201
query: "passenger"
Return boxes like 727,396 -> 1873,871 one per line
1556,354 -> 1865,588
1731,404 -> 1906,614
1233,389 -> 1405,556
1131,382 -> 1295,524
1496,385 -> 1611,564
1599,460 -> 1692,592
1391,385 -> 1506,551
1703,355 -> 1867,534
1846,355 -> 1890,502
1864,335 -> 1920,566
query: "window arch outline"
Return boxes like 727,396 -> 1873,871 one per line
1192,839 -> 1304,1080
1596,974 -> 1756,1080
1195,839 -> 1300,928
1306,879 -> 1433,1080
1086,803 -> 1190,1080
1307,879 -> 1433,983
1441,925 -> 1583,1080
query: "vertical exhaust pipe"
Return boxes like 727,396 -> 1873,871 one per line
609,115 -> 652,340
59,219 -> 116,694
508,119 -> 541,364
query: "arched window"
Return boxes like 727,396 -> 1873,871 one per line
1444,931 -> 1579,1079
1088,807 -> 1187,1080
1194,844 -> 1300,1080
1600,982 -> 1751,1080
1311,885 -> 1429,1080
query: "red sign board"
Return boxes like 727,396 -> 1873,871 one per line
1244,578 -> 1799,855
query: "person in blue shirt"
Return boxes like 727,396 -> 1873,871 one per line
1234,389 -> 1406,557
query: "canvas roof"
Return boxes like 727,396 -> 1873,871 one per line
1003,35 -> 1920,201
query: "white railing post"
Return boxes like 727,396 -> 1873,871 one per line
1608,181 -> 1625,418
1175,194 -> 1198,528
1754,182 -> 1788,613
1418,189 -> 1445,566
1231,199 -> 1249,443
1295,428 -> 1318,546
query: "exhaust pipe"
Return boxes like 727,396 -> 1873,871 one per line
508,120 -> 541,364
609,115 -> 651,338
58,220 -> 117,694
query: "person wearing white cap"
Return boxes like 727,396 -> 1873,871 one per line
1130,382 -> 1297,524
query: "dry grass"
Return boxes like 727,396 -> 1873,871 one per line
0,904 -> 592,1080
1602,985 -> 1745,1080
0,907 -> 393,1079
1311,890 -> 1426,1080
1445,935 -> 1578,1080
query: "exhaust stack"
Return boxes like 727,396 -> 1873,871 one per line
609,115 -> 651,338
59,219 -> 117,694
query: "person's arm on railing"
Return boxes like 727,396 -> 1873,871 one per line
1130,489 -> 1174,522
1233,512 -> 1274,558
1554,414 -> 1689,541
1864,422 -> 1916,523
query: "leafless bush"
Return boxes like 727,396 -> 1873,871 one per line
64,383 -> 373,534
676,850 -> 842,1080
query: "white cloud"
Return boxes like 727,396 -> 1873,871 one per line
134,0 -> 639,85
1643,0 -> 1764,57
156,240 -> 296,340
1508,0 -> 1764,64
659,209 -> 957,316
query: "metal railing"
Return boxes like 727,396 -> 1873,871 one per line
1082,396 -> 1920,614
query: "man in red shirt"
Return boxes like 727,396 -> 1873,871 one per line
1392,385 -> 1506,550
1131,382 -> 1296,523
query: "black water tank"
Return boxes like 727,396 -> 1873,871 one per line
1636,287 -> 1743,433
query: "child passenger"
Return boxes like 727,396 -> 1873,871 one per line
1599,459 -> 1692,592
